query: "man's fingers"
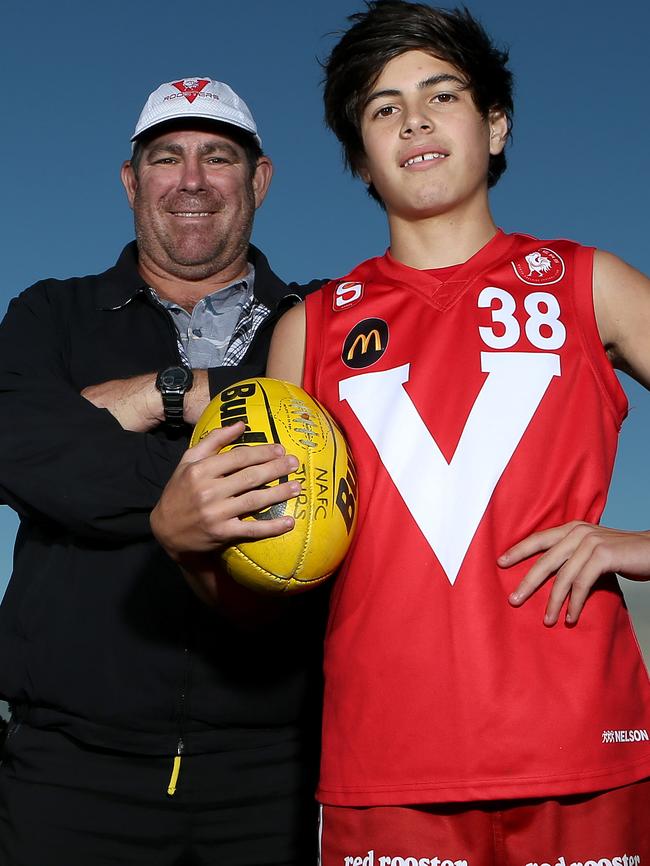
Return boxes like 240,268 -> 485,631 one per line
180,466 -> 301,541
200,478 -> 302,529
215,446 -> 297,481
184,427 -> 300,483
227,479 -> 302,519
221,456 -> 300,498
183,453 -> 300,502
183,423 -> 247,463
225,513 -> 296,543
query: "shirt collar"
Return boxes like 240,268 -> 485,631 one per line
152,266 -> 255,313
96,241 -> 296,312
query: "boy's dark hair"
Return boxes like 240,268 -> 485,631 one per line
323,1 -> 513,203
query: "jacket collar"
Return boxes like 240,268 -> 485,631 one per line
96,241 -> 293,312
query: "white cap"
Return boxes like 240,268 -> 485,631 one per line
131,77 -> 261,146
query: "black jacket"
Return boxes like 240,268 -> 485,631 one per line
0,241 -> 327,755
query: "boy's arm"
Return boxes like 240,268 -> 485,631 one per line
503,251 -> 650,625
593,249 -> 650,388
265,302 -> 307,385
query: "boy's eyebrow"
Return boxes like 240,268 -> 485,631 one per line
418,72 -> 467,90
364,73 -> 467,108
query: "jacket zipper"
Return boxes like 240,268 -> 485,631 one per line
167,639 -> 191,796
145,293 -> 193,798
167,736 -> 184,796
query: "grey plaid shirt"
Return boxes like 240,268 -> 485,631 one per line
153,267 -> 271,369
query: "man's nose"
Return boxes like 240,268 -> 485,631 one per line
178,158 -> 207,191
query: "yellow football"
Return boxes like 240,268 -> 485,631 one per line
190,377 -> 357,594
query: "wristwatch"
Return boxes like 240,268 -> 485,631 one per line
155,365 -> 194,427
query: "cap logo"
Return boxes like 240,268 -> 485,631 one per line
168,78 -> 211,104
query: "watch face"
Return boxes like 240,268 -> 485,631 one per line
159,366 -> 190,391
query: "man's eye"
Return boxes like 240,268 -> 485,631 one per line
152,157 -> 177,165
433,93 -> 456,104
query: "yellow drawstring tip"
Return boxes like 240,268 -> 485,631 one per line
167,754 -> 182,796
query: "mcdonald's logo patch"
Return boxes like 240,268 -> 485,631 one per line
342,318 -> 389,369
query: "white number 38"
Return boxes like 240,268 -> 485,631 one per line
478,287 -> 566,350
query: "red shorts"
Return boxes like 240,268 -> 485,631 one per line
319,779 -> 650,866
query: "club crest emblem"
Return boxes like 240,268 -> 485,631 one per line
511,248 -> 565,285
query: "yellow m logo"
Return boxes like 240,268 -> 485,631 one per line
347,329 -> 382,361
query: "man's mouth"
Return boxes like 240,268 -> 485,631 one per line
171,211 -> 214,218
401,152 -> 449,168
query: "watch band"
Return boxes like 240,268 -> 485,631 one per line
156,365 -> 194,427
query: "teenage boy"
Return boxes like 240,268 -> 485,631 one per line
267,1 -> 650,861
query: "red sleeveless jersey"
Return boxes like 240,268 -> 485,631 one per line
303,230 -> 650,805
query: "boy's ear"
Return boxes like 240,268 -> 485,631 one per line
488,109 -> 508,155
357,156 -> 372,185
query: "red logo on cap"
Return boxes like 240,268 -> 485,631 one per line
170,78 -> 210,104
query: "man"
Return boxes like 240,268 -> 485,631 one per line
266,2 -> 650,861
0,77 -> 324,865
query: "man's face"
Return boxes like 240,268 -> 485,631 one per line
121,128 -> 272,281
358,50 -> 506,221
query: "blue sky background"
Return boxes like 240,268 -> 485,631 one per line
1,0 -> 649,665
